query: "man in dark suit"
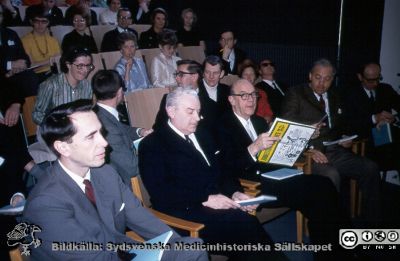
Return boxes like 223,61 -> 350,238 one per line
255,59 -> 288,117
217,79 -> 346,258
217,29 -> 246,75
140,87 -> 283,260
0,12 -> 39,97
281,58 -> 381,224
100,8 -> 138,52
343,62 -> 400,172
198,55 -> 231,131
23,100 -> 207,260
92,70 -> 152,186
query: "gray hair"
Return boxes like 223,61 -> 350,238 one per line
311,58 -> 336,75
166,87 -> 198,108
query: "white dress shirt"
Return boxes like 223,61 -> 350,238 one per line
313,91 -> 331,128
59,160 -> 91,193
233,112 -> 258,161
203,79 -> 218,102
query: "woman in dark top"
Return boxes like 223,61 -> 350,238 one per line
176,8 -> 205,50
138,7 -> 167,49
61,9 -> 98,54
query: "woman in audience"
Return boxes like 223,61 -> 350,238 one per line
22,12 -> 61,83
138,7 -> 167,49
150,29 -> 181,88
99,0 -> 120,25
32,47 -> 93,124
114,32 -> 151,92
65,0 -> 98,26
176,8 -> 205,50
239,61 -> 274,124
61,8 -> 98,54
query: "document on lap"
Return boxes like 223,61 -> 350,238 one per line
235,195 -> 277,206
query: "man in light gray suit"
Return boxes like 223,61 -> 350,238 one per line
92,70 -> 152,186
22,100 -> 207,260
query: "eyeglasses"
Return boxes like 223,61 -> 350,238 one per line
72,63 -> 95,70
33,19 -> 49,24
261,62 -> 275,67
231,91 -> 259,100
362,75 -> 382,84
73,18 -> 86,23
119,16 -> 132,20
174,71 -> 196,78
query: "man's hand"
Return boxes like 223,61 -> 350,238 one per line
139,128 -> 153,137
375,111 -> 395,126
221,44 -> 232,60
309,148 -> 329,164
0,103 -> 20,127
202,194 -> 240,210
11,59 -> 27,71
248,133 -> 280,156
232,191 -> 258,212
310,122 -> 326,139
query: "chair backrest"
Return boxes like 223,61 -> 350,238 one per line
86,53 -> 104,81
176,46 -> 206,64
90,24 -> 115,51
130,24 -> 152,38
50,54 -> 62,73
50,25 -> 74,45
124,87 -> 169,129
131,176 -> 152,208
8,26 -> 32,39
21,96 -> 38,143
100,49 -> 143,70
139,48 -> 161,74
220,74 -> 241,86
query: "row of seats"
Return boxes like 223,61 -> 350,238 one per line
17,5 -> 107,22
9,24 -> 152,51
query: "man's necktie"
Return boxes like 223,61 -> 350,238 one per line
184,135 -> 195,147
246,121 -> 256,141
368,90 -> 375,104
319,94 -> 326,111
272,81 -> 285,96
83,179 -> 96,206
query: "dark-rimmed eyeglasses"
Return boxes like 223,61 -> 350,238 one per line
73,18 -> 86,23
261,62 -> 275,67
72,63 -> 95,70
231,91 -> 259,100
32,19 -> 49,24
119,16 -> 132,20
174,71 -> 196,77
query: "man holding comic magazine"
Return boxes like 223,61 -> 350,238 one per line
217,79 -> 349,260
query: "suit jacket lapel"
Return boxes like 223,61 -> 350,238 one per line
304,85 -> 325,112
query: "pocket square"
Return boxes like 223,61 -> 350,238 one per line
214,150 -> 220,155
7,40 -> 15,46
119,203 -> 125,212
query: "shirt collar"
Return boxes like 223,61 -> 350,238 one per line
262,79 -> 275,87
117,26 -> 129,33
168,120 -> 187,140
98,103 -> 119,121
233,111 -> 252,127
203,79 -> 218,89
58,160 -> 91,193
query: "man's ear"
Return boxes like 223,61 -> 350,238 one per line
53,141 -> 70,157
166,106 -> 175,119
233,39 -> 237,46
357,73 -> 362,82
228,95 -> 235,106
308,72 -> 313,82
219,70 -> 225,79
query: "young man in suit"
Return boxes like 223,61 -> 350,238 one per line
217,29 -> 246,75
281,58 -> 381,224
23,99 -> 207,261
343,62 -> 400,172
92,70 -> 152,186
255,59 -> 288,117
139,87 -> 284,260
217,79 -> 346,259
100,8 -> 138,52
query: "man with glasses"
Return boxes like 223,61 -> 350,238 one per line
101,7 -> 138,52
216,29 -> 246,75
255,58 -> 288,117
24,0 -> 64,26
344,62 -> 400,177
281,58 -> 381,225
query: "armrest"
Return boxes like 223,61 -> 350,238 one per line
149,209 -> 205,238
239,178 -> 261,197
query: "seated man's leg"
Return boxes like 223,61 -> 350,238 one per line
174,207 -> 287,261
312,162 -> 341,191
162,237 -> 208,261
326,146 -> 381,223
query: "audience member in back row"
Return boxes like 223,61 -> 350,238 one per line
114,32 -> 151,92
32,47 -> 93,124
24,0 -> 64,26
100,7 -> 138,52
61,7 -> 98,54
176,8 -> 205,50
21,11 -> 61,83
149,29 -> 181,88
92,70 -> 152,186
255,58 -> 288,117
140,87 -> 284,260
65,0 -> 98,25
343,62 -> 400,173
216,29 -> 246,75
281,58 -> 381,224
138,7 -> 167,49
1,5 -> 39,97
99,0 -> 120,25
0,0 -> 22,26
239,61 -> 274,124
